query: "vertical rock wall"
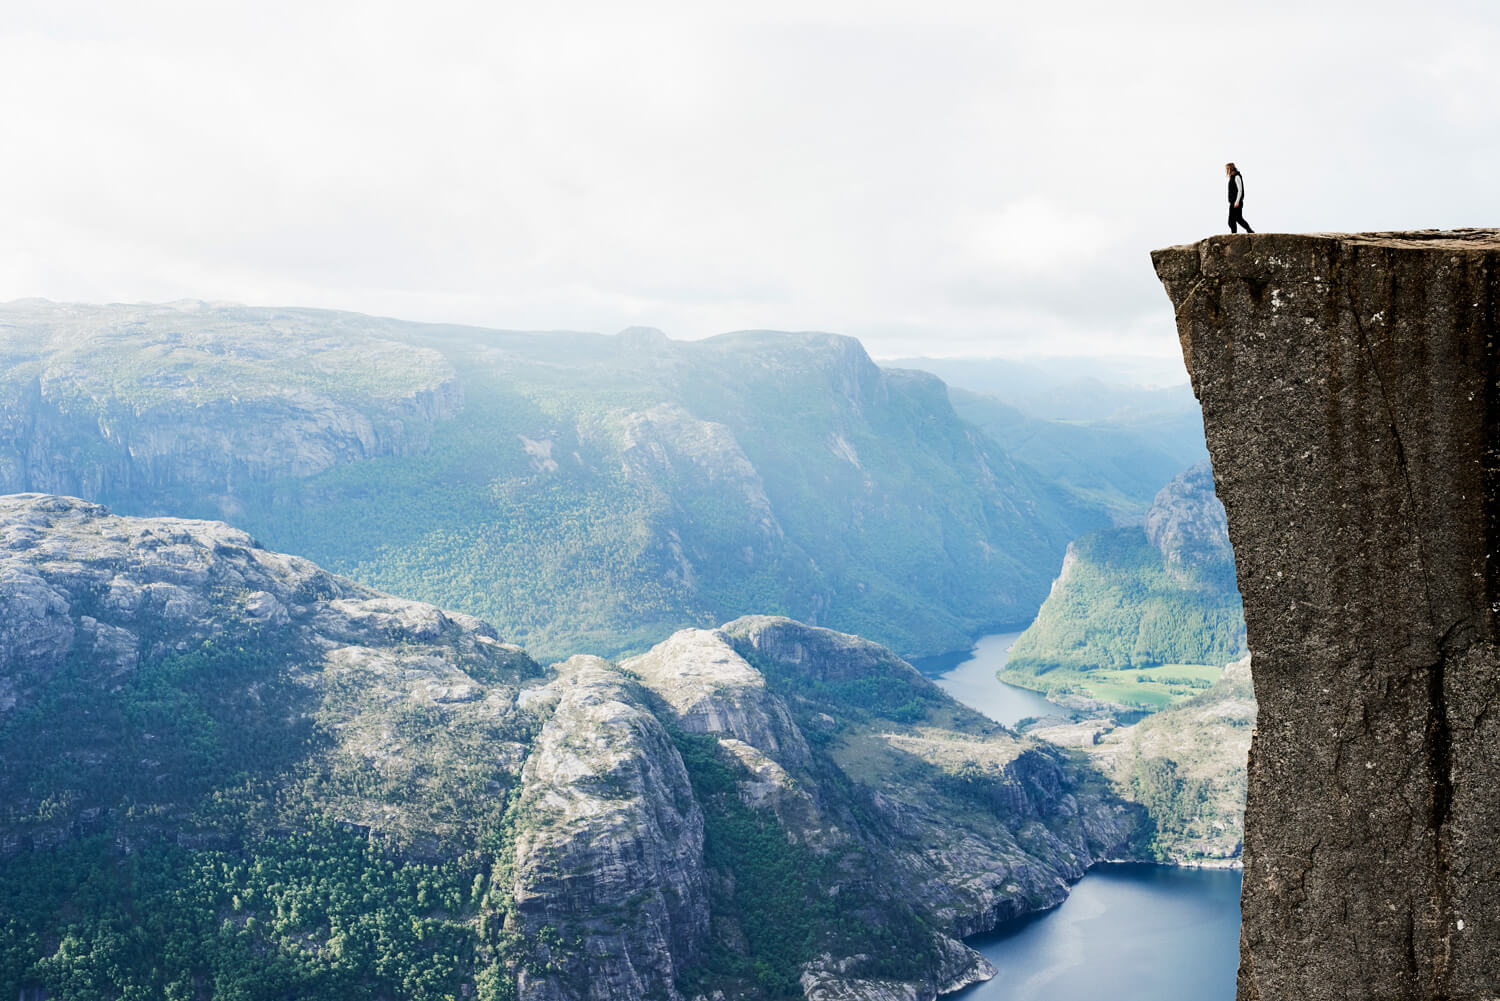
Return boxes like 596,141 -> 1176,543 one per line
1153,231 -> 1500,1001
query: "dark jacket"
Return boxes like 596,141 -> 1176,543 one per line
1228,172 -> 1245,205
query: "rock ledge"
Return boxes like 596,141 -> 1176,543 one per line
1154,230 -> 1500,1001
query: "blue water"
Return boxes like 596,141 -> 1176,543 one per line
957,864 -> 1243,1000
918,632 -> 1244,1000
912,631 -> 1066,726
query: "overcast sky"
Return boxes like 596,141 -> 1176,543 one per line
2,0 -> 1495,381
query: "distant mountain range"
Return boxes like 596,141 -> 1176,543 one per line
880,354 -> 1199,421
0,302 -> 1245,995
890,354 -> 1208,521
0,301 -> 1198,661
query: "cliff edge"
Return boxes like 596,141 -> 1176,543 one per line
1153,230 -> 1500,1001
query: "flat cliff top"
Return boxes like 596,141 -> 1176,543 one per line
1154,224 -> 1500,1000
1153,228 -> 1500,282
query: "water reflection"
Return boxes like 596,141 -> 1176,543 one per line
915,634 -> 1244,1000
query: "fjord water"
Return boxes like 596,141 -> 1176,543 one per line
921,633 -> 1243,1000
911,631 -> 1063,726
957,863 -> 1242,1000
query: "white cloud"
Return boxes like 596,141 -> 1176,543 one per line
0,0 -> 1494,362
970,199 -> 1122,276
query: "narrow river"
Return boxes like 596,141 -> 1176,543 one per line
911,630 -> 1064,726
917,633 -> 1244,1000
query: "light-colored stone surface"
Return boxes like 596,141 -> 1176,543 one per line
0,492 -> 535,848
0,496 -> 1143,1001
624,628 -> 811,767
513,658 -> 711,1001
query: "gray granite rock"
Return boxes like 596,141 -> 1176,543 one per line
512,658 -> 711,1001
0,495 -> 1140,1000
1144,460 -> 1234,572
0,492 -> 537,850
1153,230 -> 1500,1001
639,616 -> 1138,993
623,627 -> 812,768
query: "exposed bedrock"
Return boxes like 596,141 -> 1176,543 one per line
1153,230 -> 1500,1001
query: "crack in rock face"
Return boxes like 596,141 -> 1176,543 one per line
1152,230 -> 1500,1001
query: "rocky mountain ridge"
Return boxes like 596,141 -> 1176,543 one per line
1142,462 -> 1234,573
0,300 -> 1114,662
0,493 -> 1139,1001
0,300 -> 461,505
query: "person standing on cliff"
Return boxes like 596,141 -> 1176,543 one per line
1225,162 -> 1253,233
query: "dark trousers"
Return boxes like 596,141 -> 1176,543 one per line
1228,203 -> 1253,233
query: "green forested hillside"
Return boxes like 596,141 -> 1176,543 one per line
888,354 -> 1208,519
0,303 -> 1114,660
1003,463 -> 1246,706
0,829 -> 496,1001
1095,655 -> 1254,863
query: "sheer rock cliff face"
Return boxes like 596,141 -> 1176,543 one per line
1153,230 -> 1500,1001
0,302 -> 463,513
512,657 -> 712,1001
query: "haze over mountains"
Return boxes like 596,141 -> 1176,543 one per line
888,355 -> 1207,521
0,298 -> 1248,999
1006,462 -> 1246,694
0,300 -> 1201,662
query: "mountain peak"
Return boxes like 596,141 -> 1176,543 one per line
1143,461 -> 1232,570
615,325 -> 670,348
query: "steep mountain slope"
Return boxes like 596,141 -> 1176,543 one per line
0,494 -> 1138,1001
879,356 -> 1199,422
885,354 -> 1209,521
1002,463 -> 1253,863
0,302 -> 1109,660
1002,462 -> 1246,708
0,300 -> 462,499
0,495 -> 540,854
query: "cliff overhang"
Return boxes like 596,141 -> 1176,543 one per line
1154,230 -> 1500,1001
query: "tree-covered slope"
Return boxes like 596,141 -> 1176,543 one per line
0,494 -> 542,1001
0,302 -> 1110,661
0,495 -> 1139,1001
1029,654 -> 1255,865
1002,463 -> 1246,706
1006,460 -> 1254,865
885,356 -> 1208,520
1088,655 -> 1254,864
